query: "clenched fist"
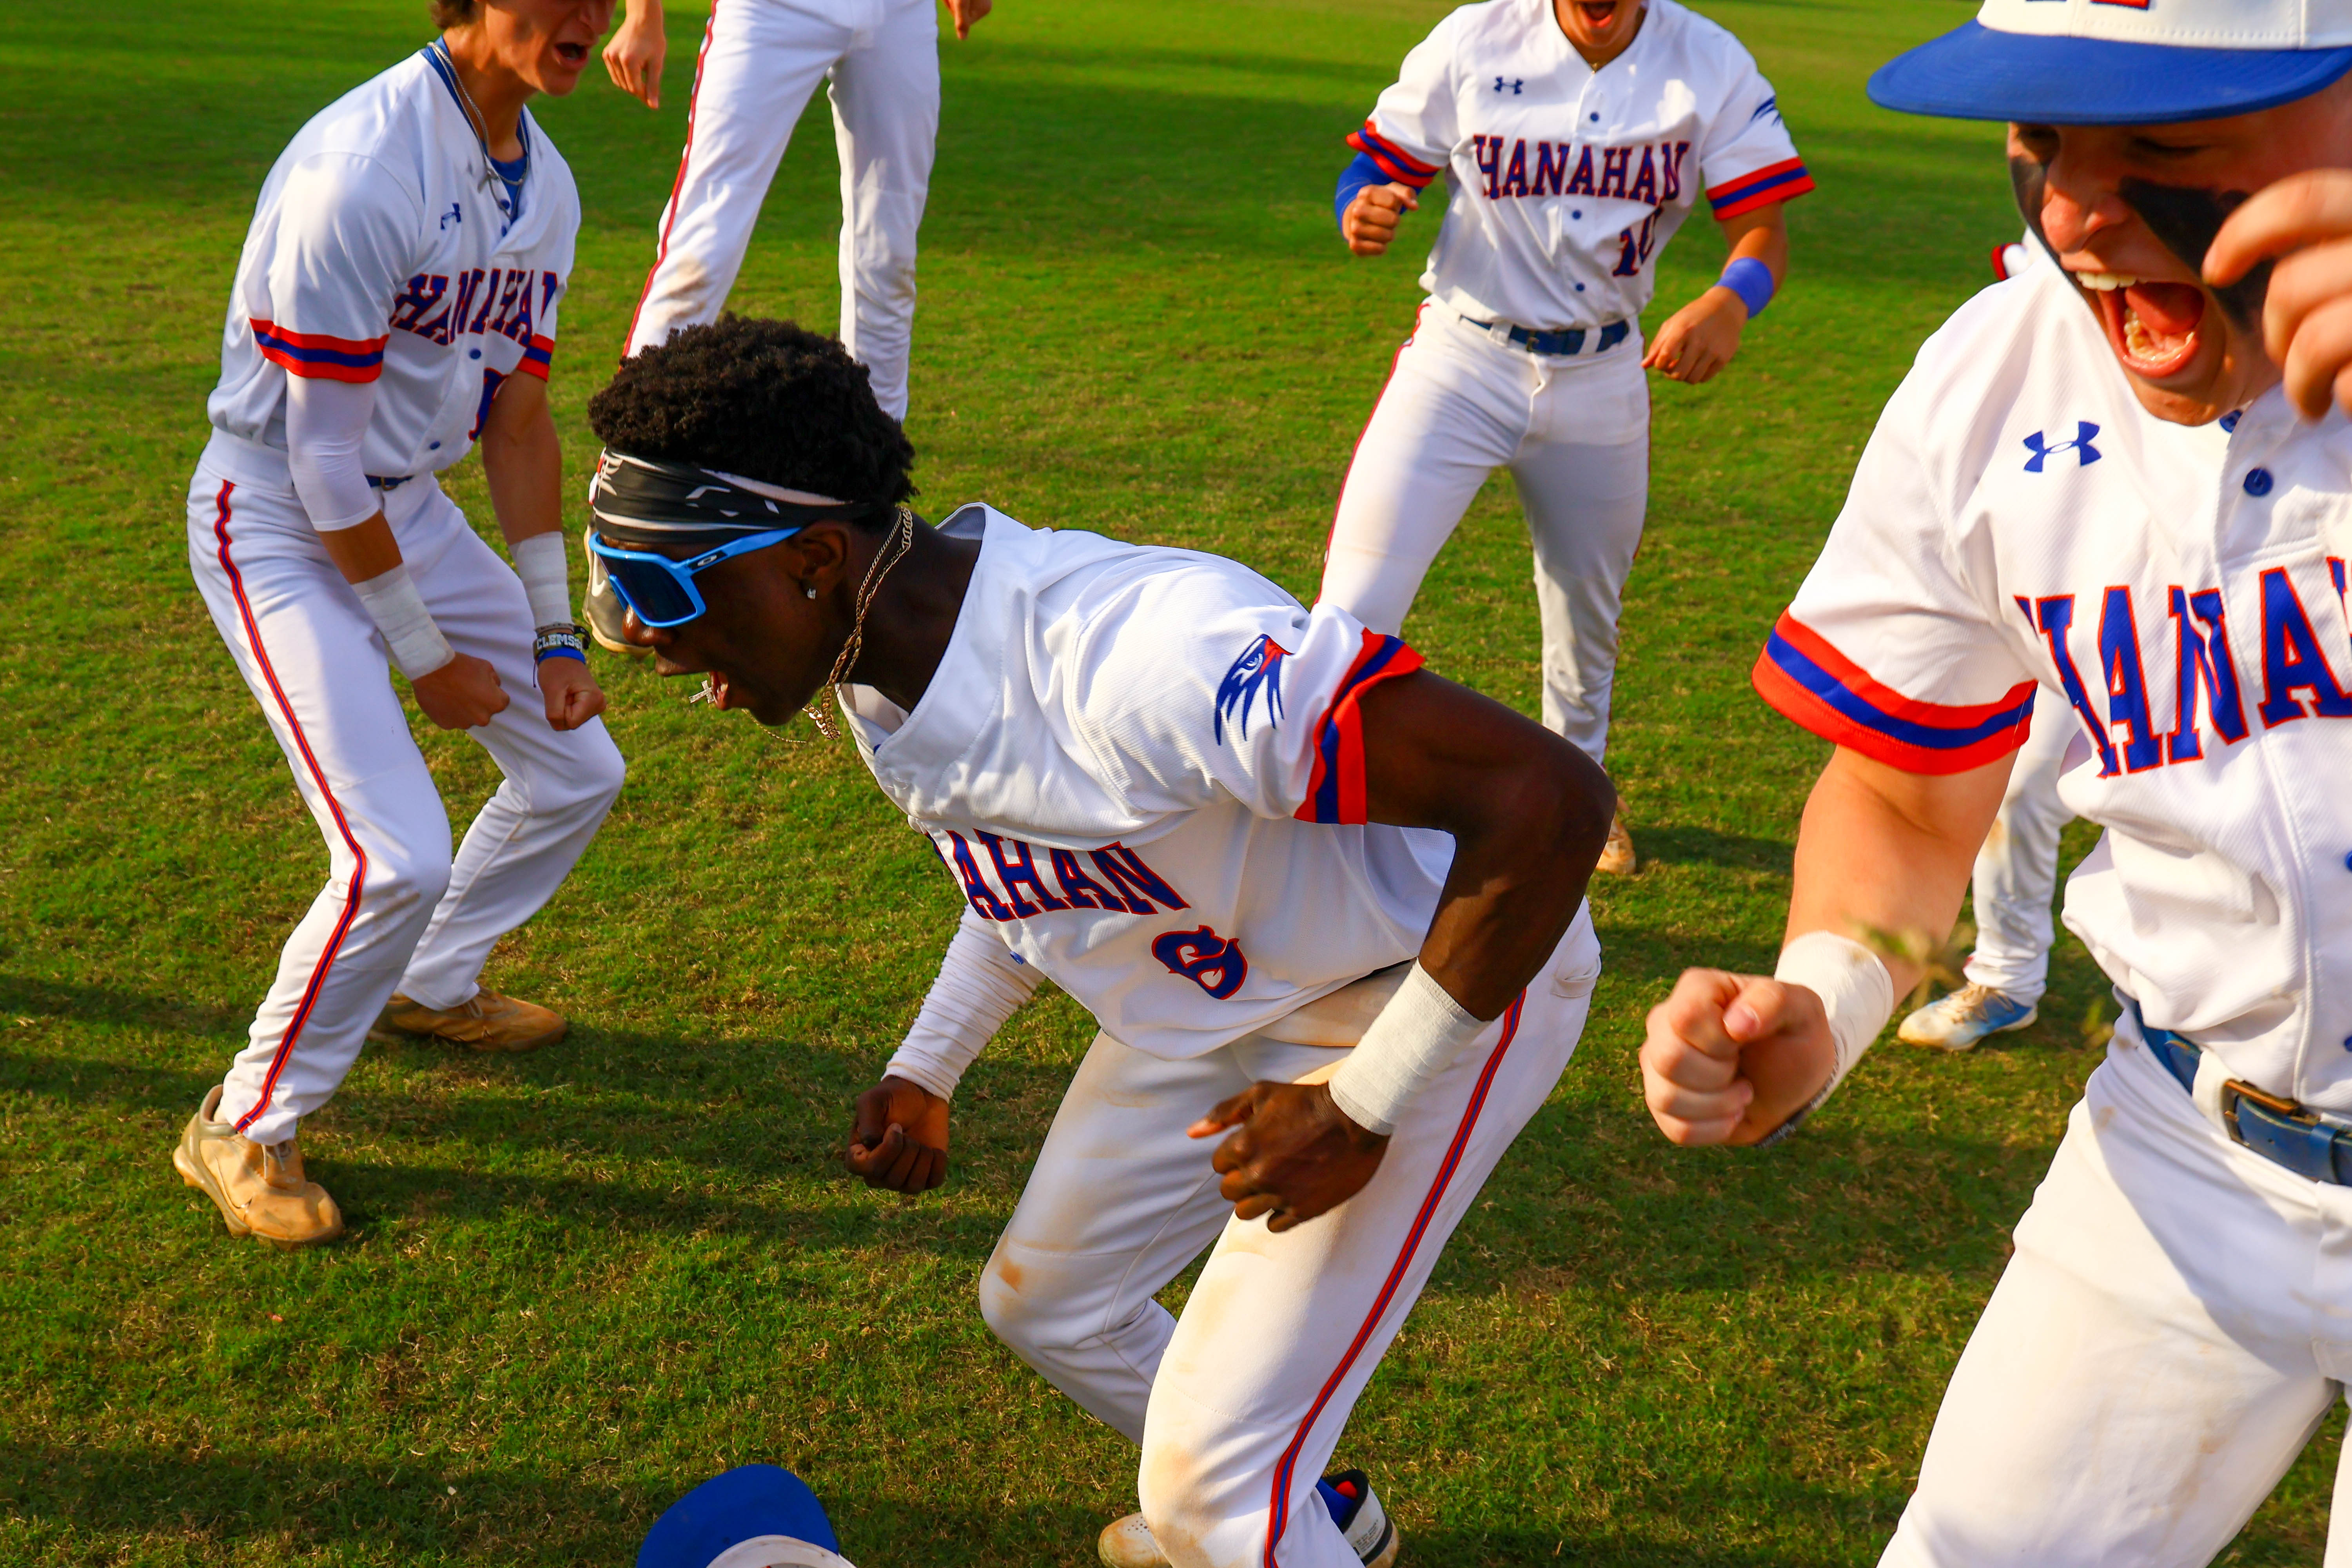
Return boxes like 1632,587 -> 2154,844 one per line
1639,968 -> 1837,1147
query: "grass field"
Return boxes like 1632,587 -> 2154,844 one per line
1,1 -> 2339,1563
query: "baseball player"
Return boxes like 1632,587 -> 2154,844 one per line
1638,0 -> 2352,1558
581,316 -> 1613,1568
174,0 -> 626,1249
1323,0 -> 1811,873
584,0 -> 989,657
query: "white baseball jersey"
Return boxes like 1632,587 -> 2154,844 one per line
1756,258 -> 2352,1108
1350,0 -> 1811,332
841,505 -> 1461,1060
207,48 -> 576,481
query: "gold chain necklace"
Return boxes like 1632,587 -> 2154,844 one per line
803,505 -> 914,740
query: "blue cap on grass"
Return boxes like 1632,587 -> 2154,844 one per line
637,1465 -> 856,1568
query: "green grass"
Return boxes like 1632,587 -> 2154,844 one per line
0,1 -> 2336,1563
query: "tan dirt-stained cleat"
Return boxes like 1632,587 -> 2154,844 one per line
1594,810 -> 1638,876
1098,1514 -> 1164,1568
174,1086 -> 345,1249
368,989 -> 568,1054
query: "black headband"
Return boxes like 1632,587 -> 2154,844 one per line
586,450 -> 883,548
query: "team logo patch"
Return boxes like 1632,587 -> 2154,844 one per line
2024,421 -> 2102,472
1214,634 -> 1289,744
1152,926 -> 1249,999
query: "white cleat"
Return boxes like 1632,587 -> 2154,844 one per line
1098,1471 -> 1398,1568
1897,982 -> 2038,1052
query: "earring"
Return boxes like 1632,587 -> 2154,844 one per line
804,584 -> 819,599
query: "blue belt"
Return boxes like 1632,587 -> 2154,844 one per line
367,474 -> 411,492
2132,998 -> 2352,1184
1470,317 -> 1631,358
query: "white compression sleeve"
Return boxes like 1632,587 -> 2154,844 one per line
284,374 -> 379,532
885,913 -> 1045,1100
1325,963 -> 1487,1136
510,531 -> 573,629
352,564 -> 455,681
1771,930 -> 1895,1119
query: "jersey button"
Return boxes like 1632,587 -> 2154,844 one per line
2220,410 -> 2243,432
469,348 -> 482,360
2342,849 -> 2352,871
428,441 -> 441,450
2243,467 -> 2274,496
1571,208 -> 1583,219
1575,283 -> 1586,292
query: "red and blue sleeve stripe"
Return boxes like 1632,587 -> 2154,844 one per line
1295,631 -> 1426,824
1752,613 -> 2035,774
519,333 -> 555,380
251,319 -> 387,384
1706,156 -> 1813,220
1347,120 -> 1442,191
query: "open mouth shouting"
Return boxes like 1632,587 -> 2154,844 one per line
554,39 -> 591,68
2076,270 -> 2207,381
1577,0 -> 1621,24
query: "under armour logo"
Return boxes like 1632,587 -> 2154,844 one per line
1494,76 -> 1523,93
2023,421 -> 2102,472
440,201 -> 463,230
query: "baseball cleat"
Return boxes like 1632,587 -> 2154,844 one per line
174,1085 -> 345,1248
1595,811 -> 1637,876
1097,1471 -> 1398,1568
369,989 -> 568,1053
1897,982 -> 2038,1051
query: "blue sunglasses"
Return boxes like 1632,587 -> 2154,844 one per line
586,527 -> 801,628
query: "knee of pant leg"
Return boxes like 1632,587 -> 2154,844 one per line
539,732 -> 627,820
364,839 -> 454,922
977,1246 -> 1047,1354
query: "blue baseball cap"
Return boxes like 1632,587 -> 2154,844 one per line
637,1466 -> 855,1568
1869,0 -> 2352,126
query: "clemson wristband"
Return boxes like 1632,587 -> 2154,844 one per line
533,623 -> 589,664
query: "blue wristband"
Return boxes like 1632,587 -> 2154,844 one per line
1336,150 -> 1387,232
1718,256 -> 1775,319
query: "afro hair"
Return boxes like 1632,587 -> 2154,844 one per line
588,317 -> 916,524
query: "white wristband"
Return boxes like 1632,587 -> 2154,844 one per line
351,563 -> 455,681
1325,963 -> 1488,1136
511,531 -> 573,630
1772,930 -> 1895,1112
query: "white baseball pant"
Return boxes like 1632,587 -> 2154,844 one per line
1959,686 -> 2076,1007
187,442 -> 624,1148
1318,304 -> 1650,766
979,911 -> 1601,1568
624,0 -> 939,420
1882,1017 -> 2352,1565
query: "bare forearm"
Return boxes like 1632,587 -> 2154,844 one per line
1722,207 -> 1789,285
1785,748 -> 2007,996
318,513 -> 401,584
482,409 -> 563,547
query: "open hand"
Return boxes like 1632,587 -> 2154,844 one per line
1639,968 -> 1835,1147
846,1075 -> 951,1193
1343,184 -> 1418,257
410,651 -> 509,730
1189,1081 -> 1386,1231
602,5 -> 667,108
538,657 -> 608,732
2208,169 -> 2352,419
1642,287 -> 1748,384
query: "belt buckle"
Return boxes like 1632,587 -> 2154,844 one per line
2220,1078 -> 2346,1183
2221,1077 -> 2307,1140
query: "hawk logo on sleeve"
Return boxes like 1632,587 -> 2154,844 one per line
1214,634 -> 1289,744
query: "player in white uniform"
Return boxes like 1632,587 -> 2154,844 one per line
1638,0 -> 2352,1558
174,0 -> 625,1250
1324,0 -> 1811,872
604,0 -> 991,408
580,317 -> 1613,1568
